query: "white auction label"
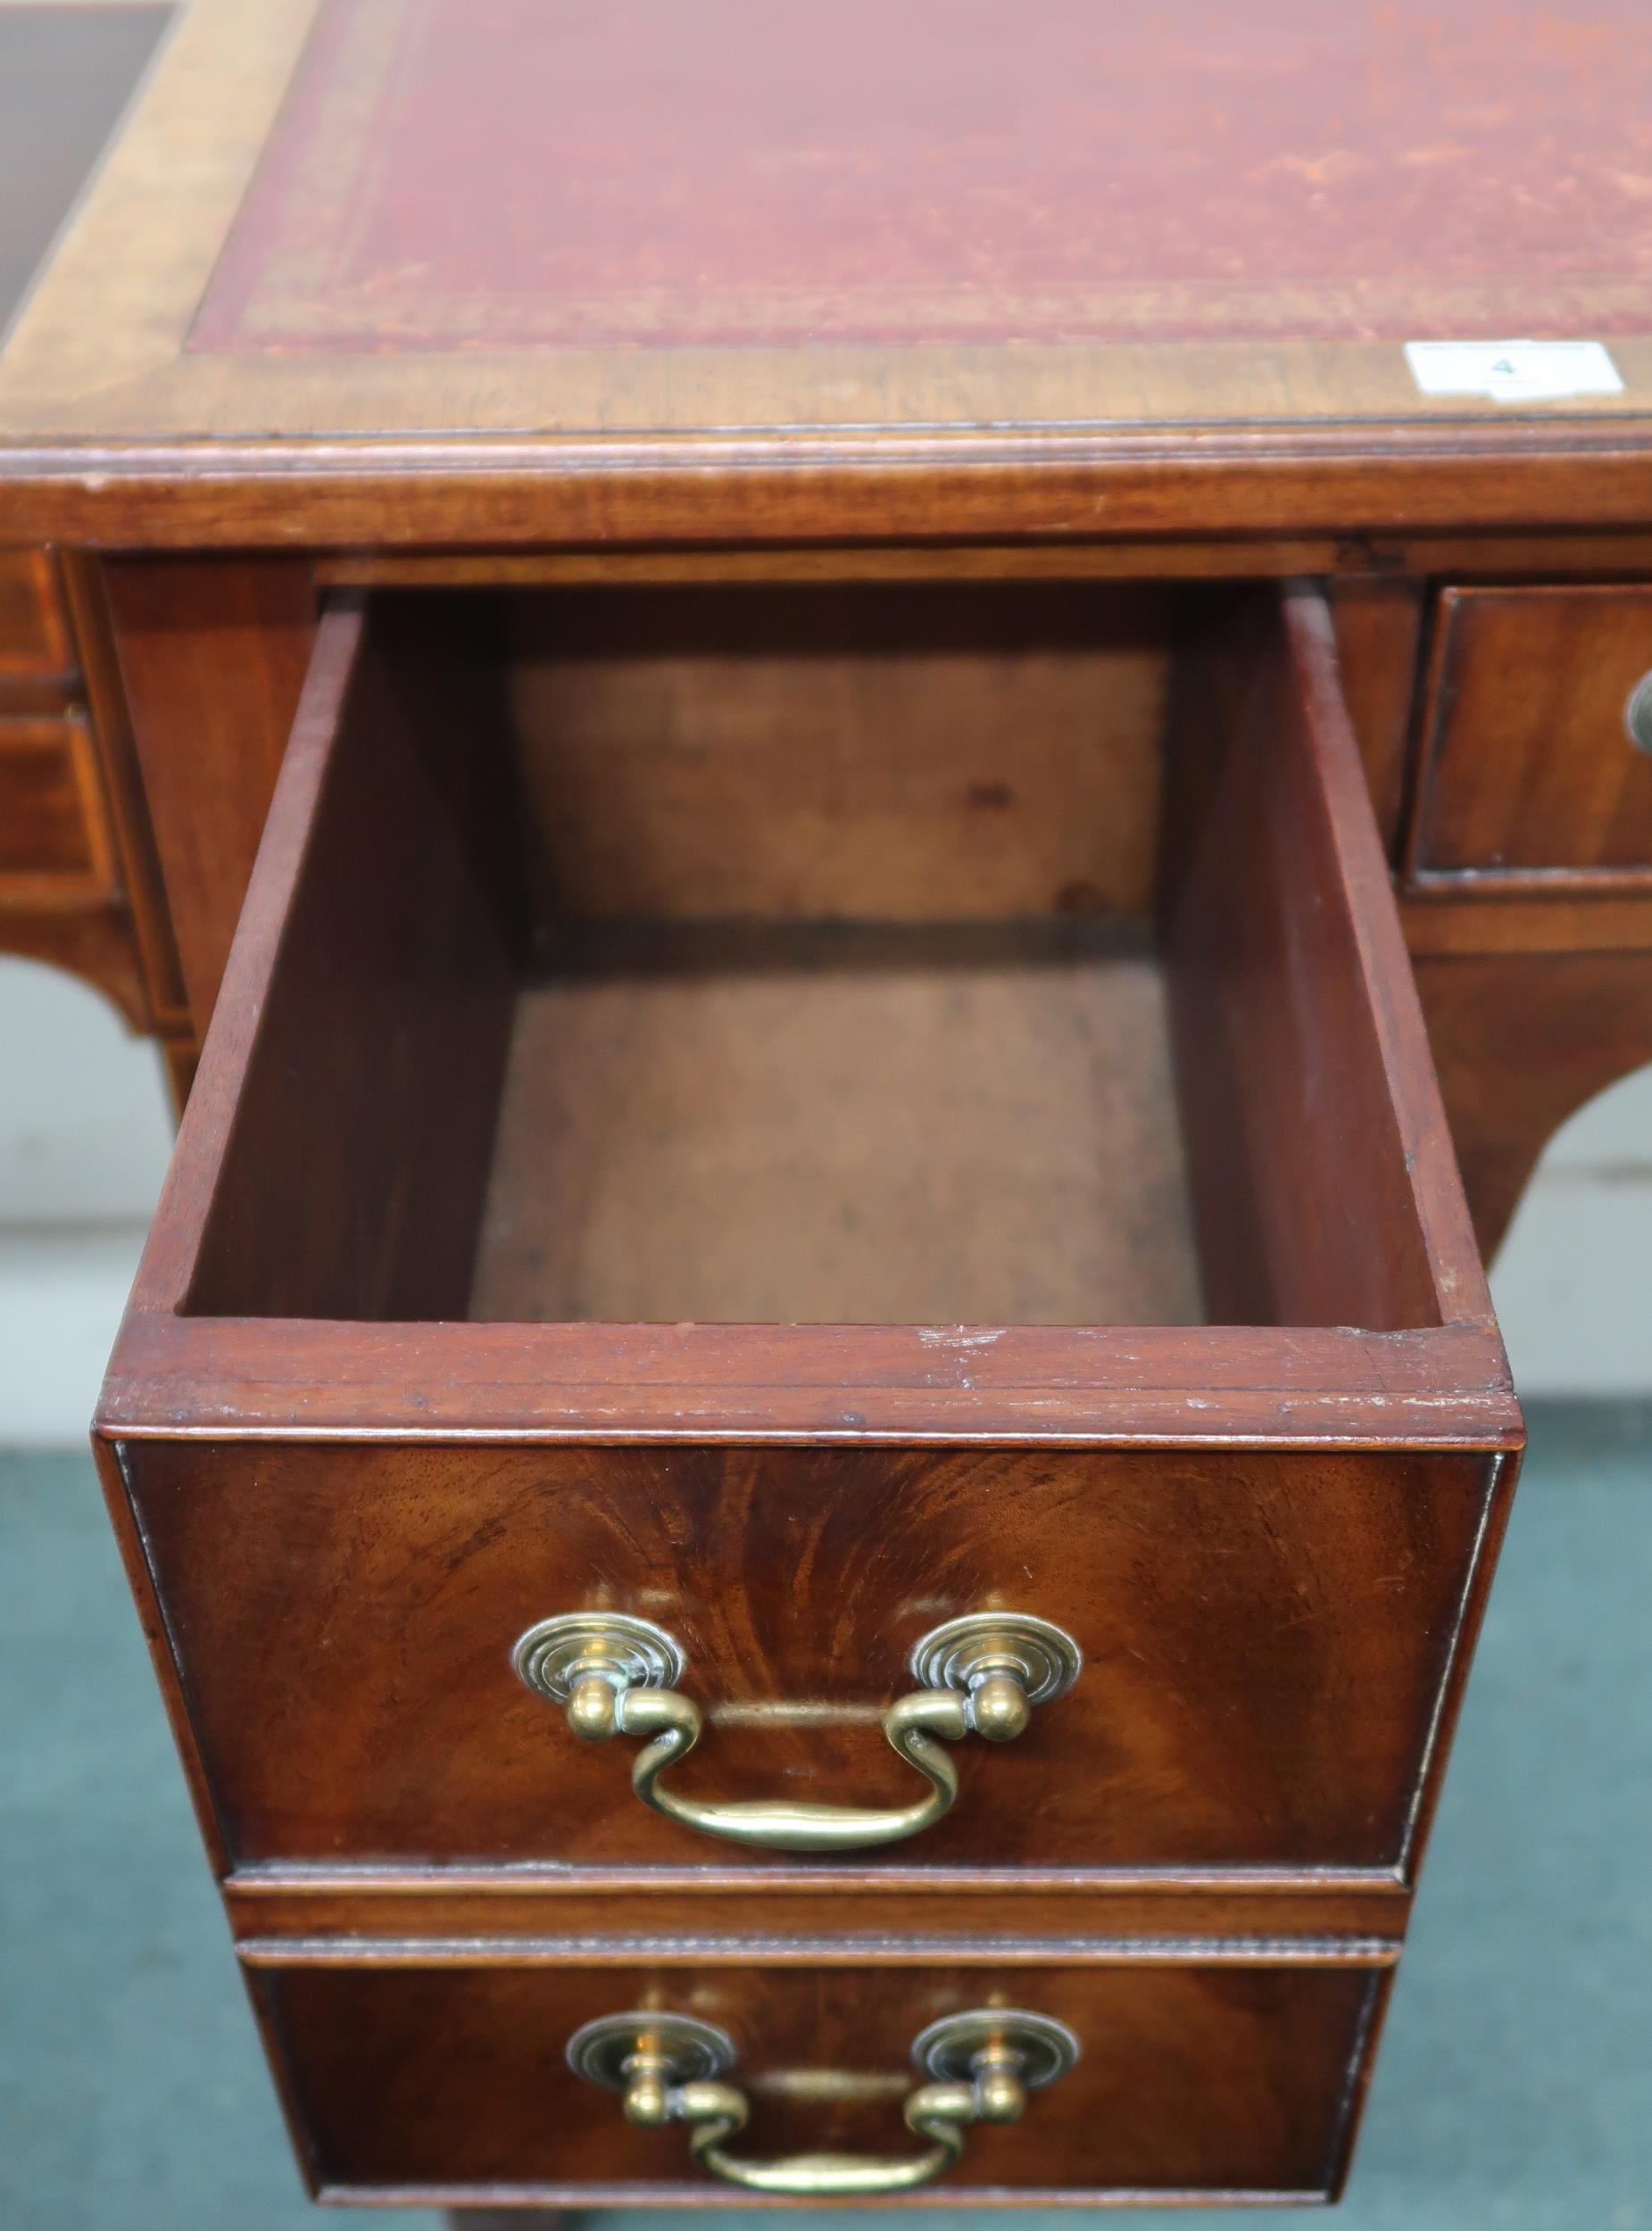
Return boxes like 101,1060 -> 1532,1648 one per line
1405,339 -> 1624,403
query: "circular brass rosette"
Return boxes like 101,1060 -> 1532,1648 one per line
912,2007 -> 1082,2090
512,1609 -> 687,1704
566,2011 -> 736,2093
908,1610 -> 1083,1708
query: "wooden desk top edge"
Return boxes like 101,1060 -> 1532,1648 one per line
5,0 -> 1652,545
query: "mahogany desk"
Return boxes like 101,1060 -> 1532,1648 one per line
3,0 -> 1650,2210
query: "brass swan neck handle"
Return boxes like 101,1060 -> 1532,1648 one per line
567,2008 -> 1080,2197
512,1609 -> 1081,1853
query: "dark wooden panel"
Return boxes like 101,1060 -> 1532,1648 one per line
183,596 -> 519,1323
18,438 -> 1652,558
1415,585 -> 1652,880
1328,578 -> 1424,850
0,713 -> 107,884
224,1877 -> 1408,1945
112,1433 -> 1498,1873
505,584 -> 1169,923
102,556 -> 319,1030
1403,890 -> 1652,958
253,1955 -> 1382,2202
1165,588 -> 1489,1334
60,552 -> 190,1031
0,549 -> 73,681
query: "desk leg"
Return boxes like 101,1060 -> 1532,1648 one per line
1415,945 -> 1652,1258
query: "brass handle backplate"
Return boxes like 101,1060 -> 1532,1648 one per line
512,1609 -> 1081,1853
567,2005 -> 1080,2196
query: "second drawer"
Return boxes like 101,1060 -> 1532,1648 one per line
243,1945 -> 1390,2205
1413,583 -> 1652,880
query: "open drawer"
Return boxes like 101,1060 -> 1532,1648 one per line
96,582 -> 1519,1878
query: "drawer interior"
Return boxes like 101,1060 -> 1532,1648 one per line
175,581 -> 1466,1339
490,587 -> 1188,1324
472,920 -> 1198,1326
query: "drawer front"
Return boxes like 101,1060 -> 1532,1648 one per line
0,712 -> 115,893
1415,585 -> 1652,879
249,1953 -> 1383,2203
115,1434 -> 1500,1872
0,549 -> 73,681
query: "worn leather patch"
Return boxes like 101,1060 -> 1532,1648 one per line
191,0 -> 1652,352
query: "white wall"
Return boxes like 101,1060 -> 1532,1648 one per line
0,953 -> 1648,1443
0,959 -> 173,1444
1486,1062 -> 1652,1395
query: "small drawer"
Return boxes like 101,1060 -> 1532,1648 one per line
1413,585 -> 1652,882
0,547 -> 74,682
98,583 -> 1518,1879
245,1947 -> 1389,2204
0,711 -> 116,895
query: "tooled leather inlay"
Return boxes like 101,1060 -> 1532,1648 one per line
190,0 -> 1652,352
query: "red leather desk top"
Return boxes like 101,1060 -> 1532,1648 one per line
191,0 -> 1652,355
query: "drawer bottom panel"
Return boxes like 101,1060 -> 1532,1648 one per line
249,1953 -> 1390,2204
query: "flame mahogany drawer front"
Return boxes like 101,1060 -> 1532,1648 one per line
97,582 -> 1519,1883
1414,584 -> 1652,882
245,1950 -> 1390,2206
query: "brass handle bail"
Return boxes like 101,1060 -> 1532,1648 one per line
567,2006 -> 1080,2196
513,1608 -> 1081,1853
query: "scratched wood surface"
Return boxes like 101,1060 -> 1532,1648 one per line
109,1431 -> 1502,1872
